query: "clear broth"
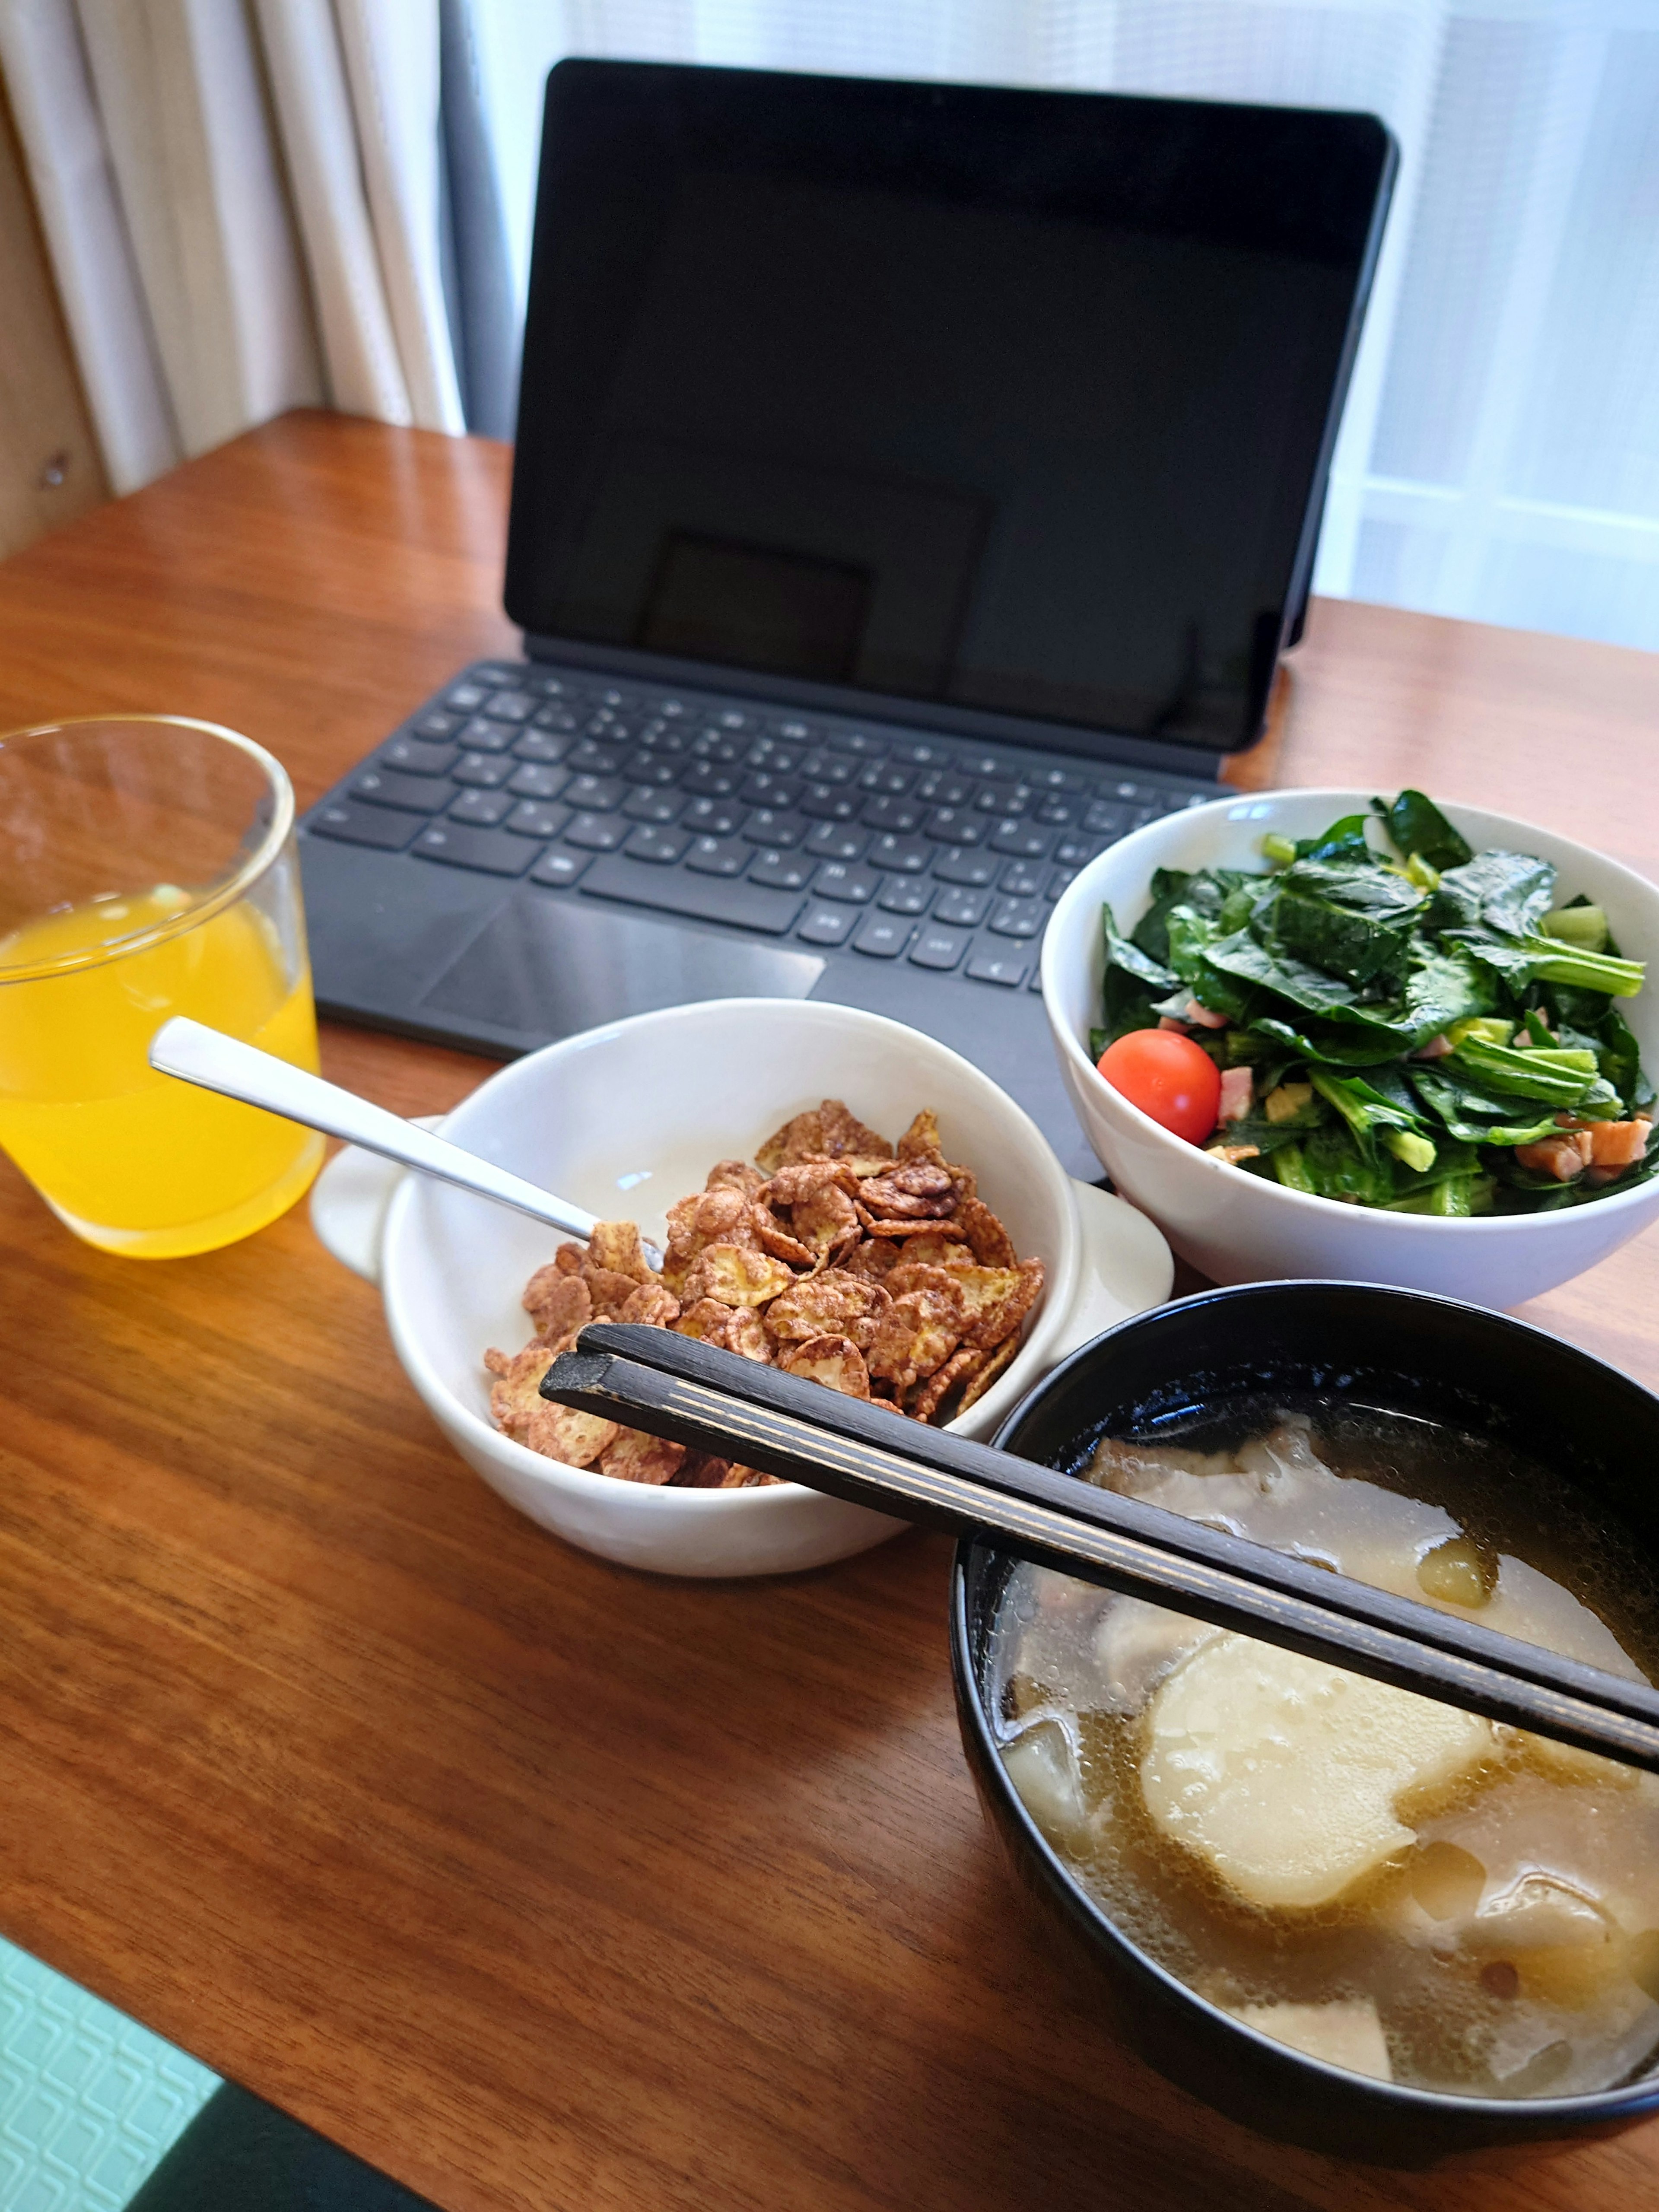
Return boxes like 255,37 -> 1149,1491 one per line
988,1400 -> 1659,2099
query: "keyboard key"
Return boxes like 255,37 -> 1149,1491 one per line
447,788 -> 513,826
909,925 -> 968,972
749,849 -> 814,890
682,762 -> 741,797
999,859 -> 1046,897
414,711 -> 460,739
530,849 -> 591,889
773,717 -> 816,742
975,782 -> 1032,816
532,703 -> 581,731
797,902 -> 855,947
507,762 -> 569,800
484,689 -> 535,721
625,754 -> 679,786
309,799 -> 424,850
506,800 -> 571,839
512,730 -> 570,765
715,707 -> 753,730
445,682 -> 487,711
966,947 -> 1030,988
869,834 -> 931,873
989,820 -> 1053,858
891,738 -> 953,766
381,736 -> 457,775
926,807 -> 982,845
1028,766 -> 1085,791
852,913 -> 909,959
742,807 -> 804,846
624,823 -> 692,864
740,771 -> 802,808
958,751 -> 1004,778
1047,865 -> 1077,900
1053,833 -> 1111,866
580,855 -> 806,935
412,822 -> 536,875
352,766 -> 453,814
804,823 -> 868,862
1036,796 -> 1078,826
1084,799 -> 1128,835
858,763 -> 912,795
826,728 -> 887,756
452,751 -> 514,788
528,672 -> 583,699
989,896 -> 1044,938
568,741 -> 629,775
877,876 -> 933,916
454,717 -> 516,753
623,787 -> 684,824
563,812 -> 629,851
915,772 -> 972,806
934,884 -> 988,926
680,796 -> 742,835
472,663 -> 526,687
861,795 -> 923,832
685,835 -> 749,876
800,751 -> 855,785
933,848 -> 998,888
812,860 -> 878,905
801,783 -> 862,822
562,775 -> 624,811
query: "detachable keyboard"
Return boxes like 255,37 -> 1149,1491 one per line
302,657 -> 1216,987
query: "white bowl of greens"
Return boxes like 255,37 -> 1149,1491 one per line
1042,789 -> 1659,1305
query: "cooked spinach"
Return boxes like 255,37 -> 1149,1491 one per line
1096,796 -> 1652,1213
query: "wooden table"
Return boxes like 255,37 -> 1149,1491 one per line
3,411 -> 1659,2212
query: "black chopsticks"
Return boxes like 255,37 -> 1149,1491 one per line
543,1321 -> 1659,1777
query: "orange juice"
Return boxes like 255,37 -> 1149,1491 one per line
0,887 -> 324,1256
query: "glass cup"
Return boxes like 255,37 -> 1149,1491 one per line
0,715 -> 324,1257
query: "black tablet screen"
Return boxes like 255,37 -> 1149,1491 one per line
506,63 -> 1392,755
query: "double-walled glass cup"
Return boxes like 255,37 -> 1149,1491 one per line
0,716 -> 324,1257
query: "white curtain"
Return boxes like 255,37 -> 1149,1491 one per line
3,0 -> 1655,659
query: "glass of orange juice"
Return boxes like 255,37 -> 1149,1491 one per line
0,715 -> 324,1257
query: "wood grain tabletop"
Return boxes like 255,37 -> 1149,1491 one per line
3,411 -> 1659,2212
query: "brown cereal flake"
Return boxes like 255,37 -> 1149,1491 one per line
790,1180 -> 862,1259
553,1242 -> 584,1276
582,1265 -> 646,1319
907,1344 -> 986,1424
953,1258 -> 1045,1348
764,1160 -> 860,1207
896,1230 -> 976,1271
858,1162 -> 956,1218
522,1265 -> 592,1344
681,1243 -> 798,1308
484,1341 -> 556,1441
587,1220 -> 655,1284
841,1236 -> 902,1281
955,1195 -> 1017,1268
706,1158 -> 765,1198
721,1464 -> 780,1488
896,1108 -> 944,1165
616,1281 -> 680,1329
764,1269 -> 891,1349
779,1333 -> 871,1397
860,1213 -> 969,1240
756,1099 -> 893,1171
599,1429 -> 686,1485
866,1286 -> 962,1393
525,1402 -> 619,1468
751,1204 -> 816,1267
956,1330 -> 1021,1412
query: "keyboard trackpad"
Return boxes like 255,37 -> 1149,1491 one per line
418,892 -> 825,1047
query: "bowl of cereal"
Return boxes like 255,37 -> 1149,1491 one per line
310,998 -> 1173,1576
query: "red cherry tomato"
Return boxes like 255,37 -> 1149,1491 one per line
1096,1029 -> 1221,1144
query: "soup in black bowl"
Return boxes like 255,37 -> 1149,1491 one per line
951,1282 -> 1659,2166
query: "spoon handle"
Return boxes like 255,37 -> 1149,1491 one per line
148,1016 -> 609,1249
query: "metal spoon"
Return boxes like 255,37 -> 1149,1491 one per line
147,1017 -> 662,1267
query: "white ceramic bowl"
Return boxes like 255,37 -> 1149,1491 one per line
311,998 -> 1172,1576
1042,790 -> 1659,1306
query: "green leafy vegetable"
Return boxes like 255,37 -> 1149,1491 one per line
1096,795 -> 1651,1213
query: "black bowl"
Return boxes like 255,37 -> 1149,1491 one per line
950,1281 -> 1659,2167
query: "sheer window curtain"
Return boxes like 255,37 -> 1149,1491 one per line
1,0 -> 1654,657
